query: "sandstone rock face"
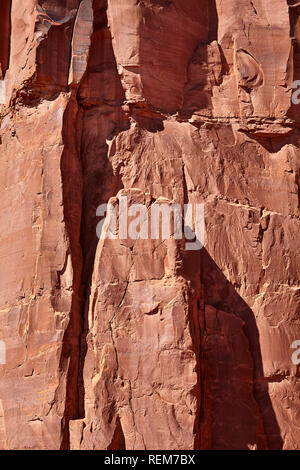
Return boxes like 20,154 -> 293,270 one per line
0,0 -> 299,450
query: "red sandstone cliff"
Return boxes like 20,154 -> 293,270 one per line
0,0 -> 299,450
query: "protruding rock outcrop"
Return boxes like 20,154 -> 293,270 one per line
0,0 -> 299,450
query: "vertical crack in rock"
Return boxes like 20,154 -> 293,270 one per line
59,0 -> 92,449
59,92 -> 84,450
109,280 -> 131,382
182,164 -> 202,450
107,416 -> 126,450
0,0 -> 12,79
109,278 -> 131,379
66,0 -> 130,447
57,0 -> 128,448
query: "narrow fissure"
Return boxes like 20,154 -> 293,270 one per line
60,0 -> 129,448
0,0 -> 12,79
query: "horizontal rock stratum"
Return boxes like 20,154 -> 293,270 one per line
0,0 -> 299,450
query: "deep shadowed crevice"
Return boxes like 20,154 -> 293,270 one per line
208,0 -> 218,43
0,0 -> 12,79
180,170 -> 202,448
107,416 -> 126,450
59,92 -> 84,450
181,248 -> 202,450
34,1 -> 81,95
58,0 -> 129,449
76,0 -> 130,422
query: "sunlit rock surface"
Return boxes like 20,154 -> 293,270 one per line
0,0 -> 299,450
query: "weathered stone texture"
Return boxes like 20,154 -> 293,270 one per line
0,0 -> 299,450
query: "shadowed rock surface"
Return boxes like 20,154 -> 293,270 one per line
0,0 -> 299,450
